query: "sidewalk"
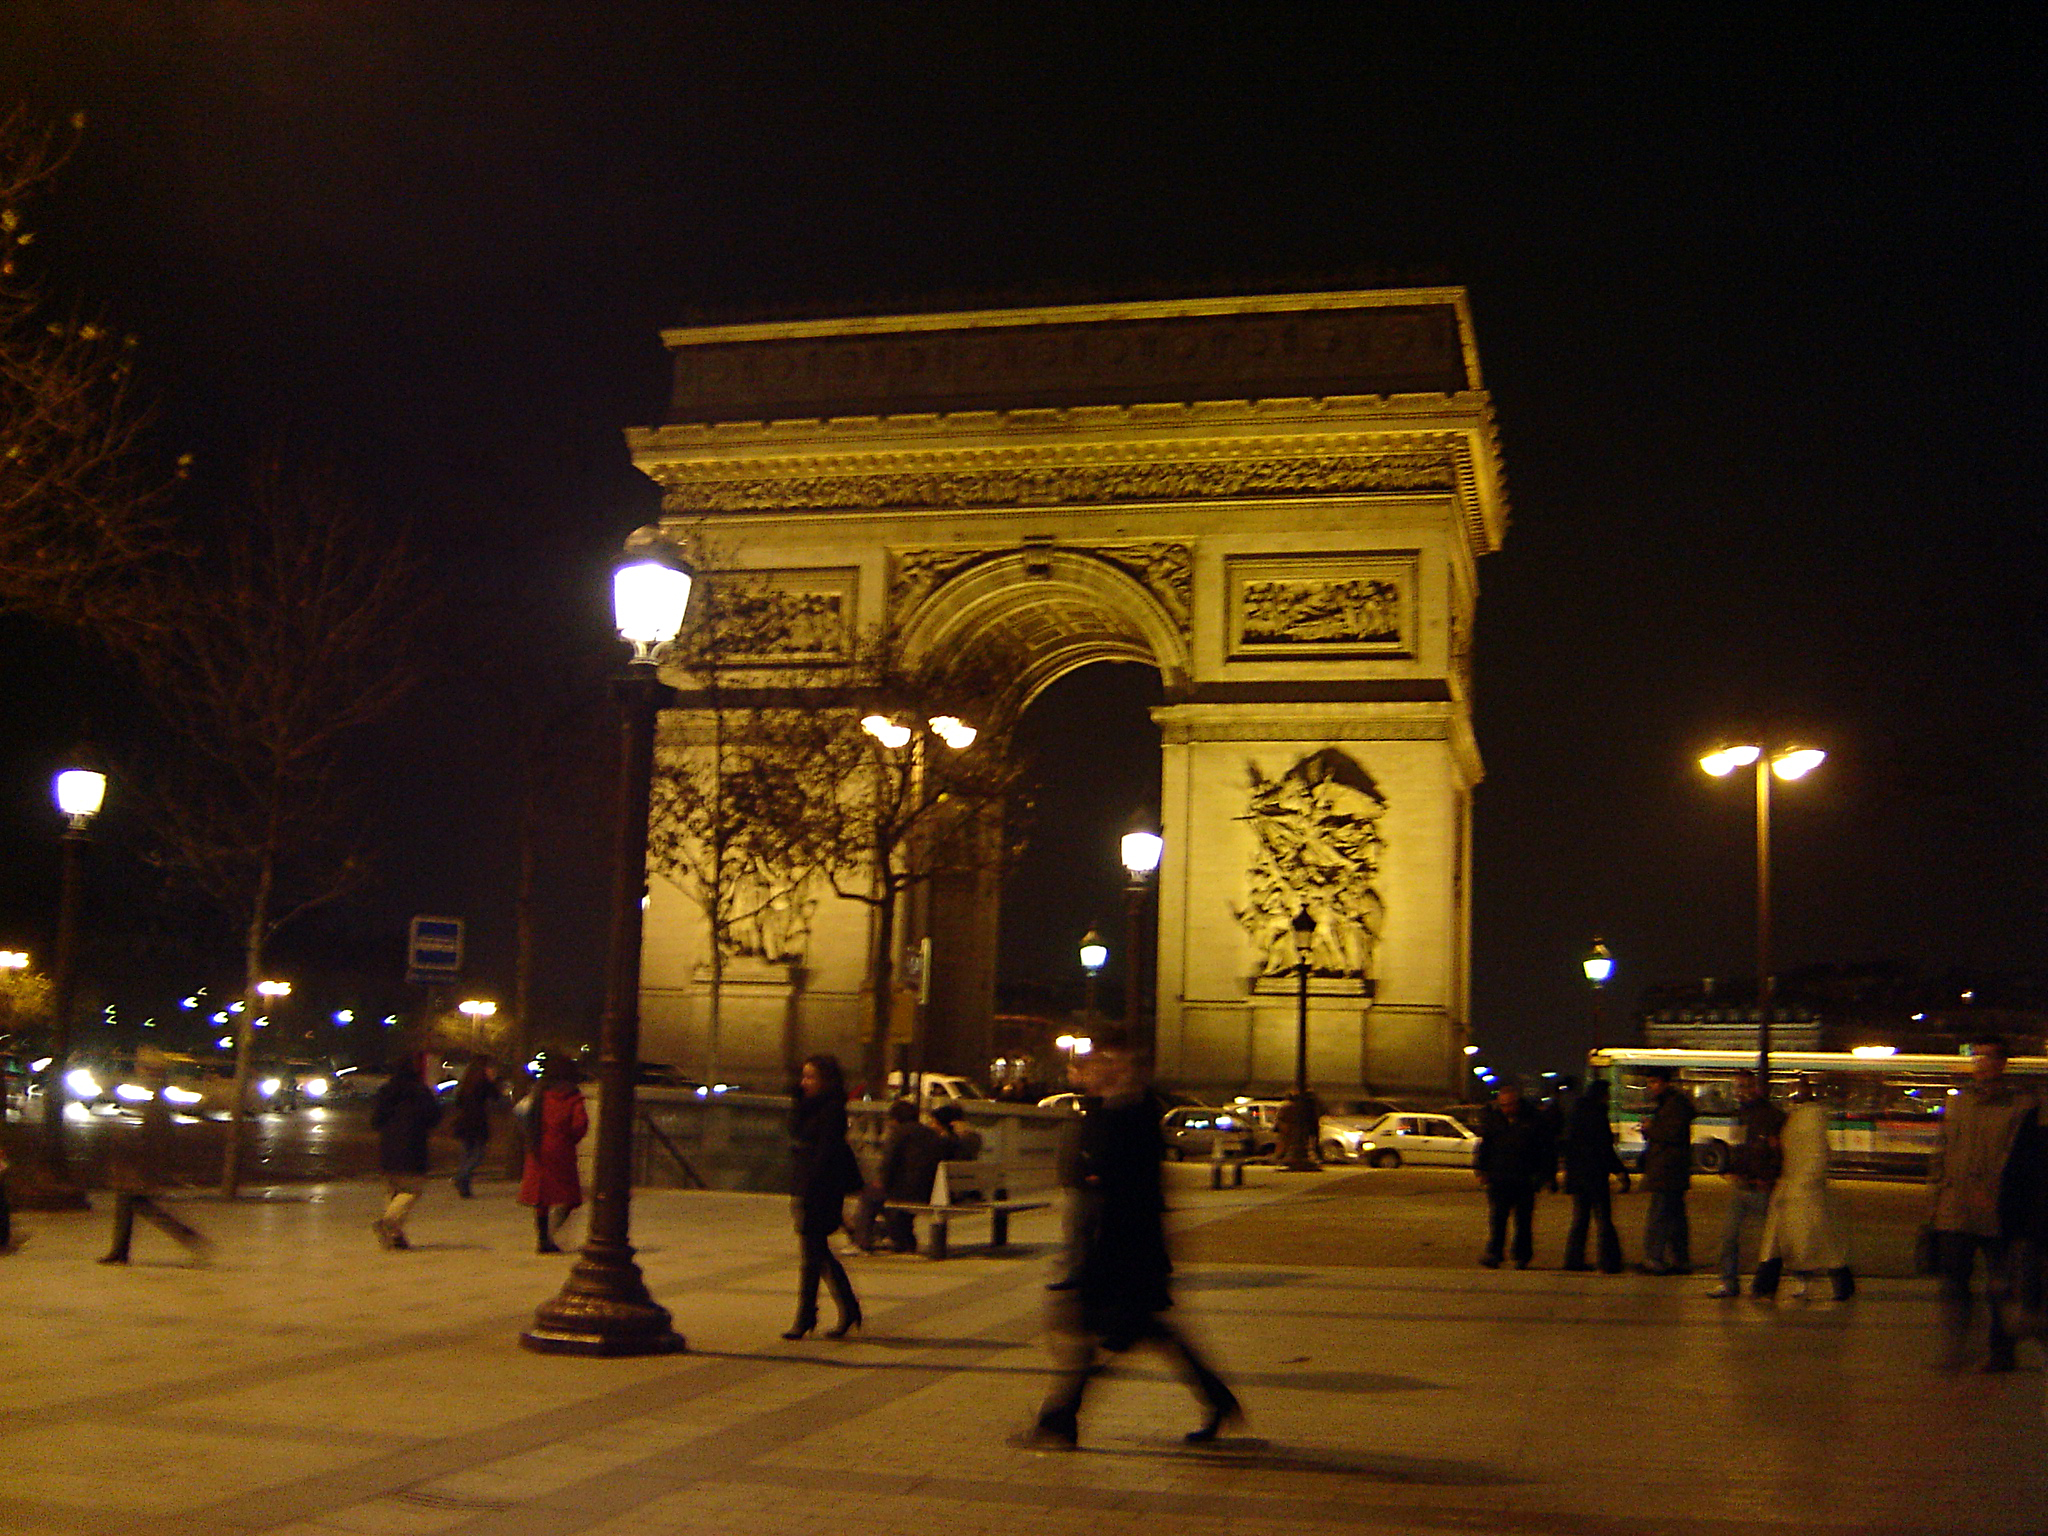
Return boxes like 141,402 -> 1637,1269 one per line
4,1167 -> 2042,1536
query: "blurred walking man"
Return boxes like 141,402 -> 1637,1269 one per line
1928,1035 -> 2040,1371
1636,1068 -> 1696,1275
1708,1069 -> 1784,1297
1021,1027 -> 1240,1450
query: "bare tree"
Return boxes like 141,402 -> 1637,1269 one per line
816,627 -> 1028,1095
646,573 -> 854,1083
127,456 -> 423,1197
0,108 -> 176,635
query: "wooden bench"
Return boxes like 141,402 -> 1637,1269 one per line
882,1160 -> 1051,1260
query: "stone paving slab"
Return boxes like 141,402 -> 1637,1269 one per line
3,1168 -> 2042,1536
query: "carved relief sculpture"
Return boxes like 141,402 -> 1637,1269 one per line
1241,576 -> 1401,646
889,541 -> 1194,633
1234,748 -> 1387,981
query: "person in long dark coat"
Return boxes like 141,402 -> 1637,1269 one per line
448,1055 -> 502,1198
517,1058 -> 588,1253
1024,1027 -> 1240,1449
370,1051 -> 441,1250
785,1053 -> 863,1340
1562,1078 -> 1630,1273
1637,1067 -> 1697,1274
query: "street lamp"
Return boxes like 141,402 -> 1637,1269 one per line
858,710 -> 978,1094
39,758 -> 105,1198
1700,741 -> 1826,1081
1582,938 -> 1614,1042
1119,828 -> 1163,1051
459,998 -> 498,1054
523,537 -> 692,1357
1078,929 -> 1107,1026
1281,906 -> 1322,1171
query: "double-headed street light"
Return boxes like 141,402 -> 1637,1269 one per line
523,540 -> 693,1357
1700,742 -> 1826,1080
1119,829 -> 1162,1051
459,998 -> 498,1053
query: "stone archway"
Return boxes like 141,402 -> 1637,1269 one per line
627,288 -> 1506,1099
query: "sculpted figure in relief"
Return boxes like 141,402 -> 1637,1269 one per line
1234,748 -> 1386,980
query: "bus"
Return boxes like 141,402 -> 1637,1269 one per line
1585,1046 -> 2048,1179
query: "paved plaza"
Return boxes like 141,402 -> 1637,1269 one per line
5,1165 -> 2043,1536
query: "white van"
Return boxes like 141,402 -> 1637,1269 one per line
885,1071 -> 986,1106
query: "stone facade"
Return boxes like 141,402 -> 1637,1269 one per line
626,289 -> 1507,1099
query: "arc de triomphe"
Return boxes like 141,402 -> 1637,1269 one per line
626,287 -> 1507,1100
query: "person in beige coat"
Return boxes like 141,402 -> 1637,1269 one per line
1754,1075 -> 1852,1300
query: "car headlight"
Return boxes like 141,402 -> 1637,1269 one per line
258,1076 -> 283,1097
162,1085 -> 202,1105
114,1083 -> 154,1104
302,1077 -> 328,1098
65,1068 -> 101,1098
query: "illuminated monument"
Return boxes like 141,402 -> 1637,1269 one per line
626,289 -> 1507,1099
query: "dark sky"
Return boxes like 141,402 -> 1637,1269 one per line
1,6 -> 2042,1075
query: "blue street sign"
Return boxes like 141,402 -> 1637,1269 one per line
407,915 -> 464,986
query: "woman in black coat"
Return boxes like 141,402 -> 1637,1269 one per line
1562,1079 -> 1630,1273
786,1053 -> 863,1340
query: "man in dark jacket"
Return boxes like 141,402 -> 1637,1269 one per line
1474,1081 -> 1555,1269
370,1051 -> 441,1251
1637,1068 -> 1696,1274
1709,1069 -> 1784,1297
1562,1079 -> 1630,1273
862,1099 -> 942,1253
1023,1027 -> 1239,1450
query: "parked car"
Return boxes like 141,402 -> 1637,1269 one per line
1037,1091 -> 1085,1113
886,1071 -> 987,1106
1223,1098 -> 1287,1155
1327,1111 -> 1479,1168
1162,1105 -> 1257,1160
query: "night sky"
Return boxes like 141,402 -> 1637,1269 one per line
2,7 -> 2042,1077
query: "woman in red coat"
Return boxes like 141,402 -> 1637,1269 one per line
518,1058 -> 588,1253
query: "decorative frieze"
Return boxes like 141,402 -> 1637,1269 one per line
1226,552 -> 1417,659
890,541 -> 1194,633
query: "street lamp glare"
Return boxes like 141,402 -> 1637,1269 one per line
1463,1044 -> 1481,1056
0,950 -> 28,969
1699,745 -> 1761,777
1120,831 -> 1164,877
256,980 -> 291,998
928,715 -> 977,750
459,999 -> 498,1018
611,555 -> 694,660
1078,931 -> 1108,975
54,768 -> 106,822
1772,747 -> 1826,781
860,714 -> 912,750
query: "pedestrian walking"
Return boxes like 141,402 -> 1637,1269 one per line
1708,1068 -> 1785,1296
1755,1074 -> 1854,1300
448,1055 -> 502,1198
518,1058 -> 588,1253
1474,1080 -> 1554,1269
1562,1078 -> 1630,1273
98,1047 -> 210,1266
1021,1026 -> 1240,1450
370,1051 -> 442,1251
1636,1067 -> 1696,1274
785,1053 -> 863,1340
1927,1034 -> 2039,1370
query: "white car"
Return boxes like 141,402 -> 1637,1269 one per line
1326,1111 -> 1479,1168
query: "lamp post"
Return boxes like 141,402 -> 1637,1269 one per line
1281,906 -> 1322,1171
1582,938 -> 1613,1042
1699,743 -> 1826,1082
1119,829 -> 1162,1051
1078,929 -> 1107,1028
858,711 -> 976,1095
523,539 -> 693,1357
40,761 -> 104,1197
459,998 -> 498,1055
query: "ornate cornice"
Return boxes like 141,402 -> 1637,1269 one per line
650,434 -> 1457,508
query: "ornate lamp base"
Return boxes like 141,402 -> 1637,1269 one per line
520,1246 -> 686,1357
